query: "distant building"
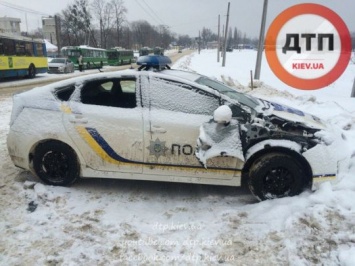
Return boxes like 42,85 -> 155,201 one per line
0,17 -> 21,35
42,17 -> 57,45
206,41 -> 219,49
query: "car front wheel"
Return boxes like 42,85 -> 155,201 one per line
33,141 -> 79,186
248,152 -> 310,201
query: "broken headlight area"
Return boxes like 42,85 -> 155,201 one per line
195,118 -> 244,168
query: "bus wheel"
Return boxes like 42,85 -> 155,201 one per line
27,64 -> 36,79
87,62 -> 90,69
100,61 -> 103,68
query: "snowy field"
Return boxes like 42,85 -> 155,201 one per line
1,49 -> 355,265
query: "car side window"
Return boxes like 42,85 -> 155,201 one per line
149,77 -> 220,115
80,78 -> 137,108
55,85 -> 76,101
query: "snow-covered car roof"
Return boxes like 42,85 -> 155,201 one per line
160,69 -> 202,82
22,68 -> 218,99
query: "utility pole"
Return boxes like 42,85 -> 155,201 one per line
25,12 -> 28,35
198,30 -> 201,54
217,15 -> 220,62
254,0 -> 268,80
222,2 -> 230,67
221,24 -> 224,58
55,15 -> 61,56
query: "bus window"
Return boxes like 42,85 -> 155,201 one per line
36,43 -> 44,56
16,41 -> 26,56
3,38 -> 15,55
0,39 -> 3,54
25,42 -> 33,56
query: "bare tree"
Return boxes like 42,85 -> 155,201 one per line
227,27 -> 233,48
201,27 -> 216,48
91,0 -> 114,48
131,20 -> 155,48
110,0 -> 127,47
61,0 -> 97,46
156,25 -> 173,49
177,34 -> 193,47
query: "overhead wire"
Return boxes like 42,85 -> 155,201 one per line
141,0 -> 165,25
0,0 -> 50,16
134,0 -> 164,25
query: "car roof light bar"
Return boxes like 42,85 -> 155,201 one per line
136,55 -> 172,71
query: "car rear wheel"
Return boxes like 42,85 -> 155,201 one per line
248,152 -> 310,201
33,141 -> 79,186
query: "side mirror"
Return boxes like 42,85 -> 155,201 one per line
213,105 -> 232,124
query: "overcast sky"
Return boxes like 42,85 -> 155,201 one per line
0,0 -> 354,38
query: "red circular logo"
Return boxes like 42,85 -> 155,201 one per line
265,4 -> 352,90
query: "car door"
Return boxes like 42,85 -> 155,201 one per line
62,76 -> 144,173
142,74 -> 242,179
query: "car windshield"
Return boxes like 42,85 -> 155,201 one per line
50,59 -> 66,64
195,77 -> 259,108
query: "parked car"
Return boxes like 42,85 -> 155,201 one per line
7,55 -> 336,201
48,58 -> 74,74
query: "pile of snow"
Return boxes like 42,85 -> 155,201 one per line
44,39 -> 58,53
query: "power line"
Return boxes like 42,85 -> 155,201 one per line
134,0 -> 163,25
0,0 -> 50,16
141,0 -> 165,25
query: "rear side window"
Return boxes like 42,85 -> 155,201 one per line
80,78 -> 137,108
55,85 -> 75,101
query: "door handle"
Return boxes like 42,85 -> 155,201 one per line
69,115 -> 88,124
150,125 -> 167,133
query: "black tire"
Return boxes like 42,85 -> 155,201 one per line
33,141 -> 79,186
87,62 -> 90,69
27,64 -> 36,79
248,152 -> 310,201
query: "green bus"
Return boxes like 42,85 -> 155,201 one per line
107,48 -> 135,66
0,33 -> 48,79
153,46 -> 164,55
139,47 -> 154,56
61,45 -> 107,70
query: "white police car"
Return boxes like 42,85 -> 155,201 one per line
7,55 -> 337,201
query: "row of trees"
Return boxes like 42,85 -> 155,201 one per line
58,0 -> 188,49
27,0 -> 257,50
200,27 -> 258,49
